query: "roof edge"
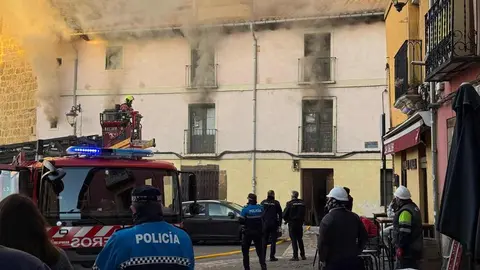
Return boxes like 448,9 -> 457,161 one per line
383,111 -> 431,139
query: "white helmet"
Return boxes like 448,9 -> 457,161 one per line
326,186 -> 349,202
394,185 -> 411,200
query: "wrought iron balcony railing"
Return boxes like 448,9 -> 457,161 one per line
394,39 -> 423,101
185,64 -> 218,89
425,0 -> 480,81
298,57 -> 336,84
184,129 -> 217,154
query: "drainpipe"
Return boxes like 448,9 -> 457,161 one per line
381,89 -> 388,212
427,0 -> 440,248
72,46 -> 79,137
250,22 -> 258,195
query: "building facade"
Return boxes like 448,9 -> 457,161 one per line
3,1 -> 391,221
383,0 -> 434,224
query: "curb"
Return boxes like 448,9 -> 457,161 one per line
195,226 -> 311,260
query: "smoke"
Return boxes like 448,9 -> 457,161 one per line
0,0 -> 70,124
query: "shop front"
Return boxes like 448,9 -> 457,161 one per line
383,111 -> 434,223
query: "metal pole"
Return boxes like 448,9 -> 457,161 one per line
428,0 -> 441,249
250,23 -> 258,195
72,48 -> 79,137
381,89 -> 388,212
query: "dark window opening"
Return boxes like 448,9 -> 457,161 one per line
190,46 -> 215,87
50,120 -> 58,129
380,169 -> 394,206
302,33 -> 332,82
56,58 -> 62,66
105,46 -> 123,70
301,99 -> 334,153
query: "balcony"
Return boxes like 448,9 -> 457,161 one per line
185,64 -> 218,89
184,129 -> 217,155
298,57 -> 336,84
425,0 -> 480,81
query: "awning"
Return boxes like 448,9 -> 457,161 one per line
383,111 -> 431,155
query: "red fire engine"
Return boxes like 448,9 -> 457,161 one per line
0,106 -> 199,269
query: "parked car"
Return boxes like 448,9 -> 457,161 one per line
182,200 -> 244,243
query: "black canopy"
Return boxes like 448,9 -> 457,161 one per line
437,83 -> 480,260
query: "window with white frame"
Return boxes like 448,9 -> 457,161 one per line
105,46 -> 123,70
302,99 -> 334,153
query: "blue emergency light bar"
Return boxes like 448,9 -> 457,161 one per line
66,146 -> 154,158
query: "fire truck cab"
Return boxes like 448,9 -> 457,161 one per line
0,147 -> 199,269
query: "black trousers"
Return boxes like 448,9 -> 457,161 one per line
263,225 -> 278,259
324,257 -> 365,270
242,232 -> 266,270
395,257 -> 419,269
288,223 -> 305,258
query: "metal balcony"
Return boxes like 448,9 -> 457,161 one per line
394,39 -> 423,100
298,57 -> 336,84
425,0 -> 480,81
183,129 -> 217,154
185,64 -> 218,89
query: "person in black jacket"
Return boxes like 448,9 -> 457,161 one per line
318,187 -> 368,270
343,187 -> 354,211
261,190 -> 283,261
283,190 -> 306,261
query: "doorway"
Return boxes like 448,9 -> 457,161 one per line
301,169 -> 334,226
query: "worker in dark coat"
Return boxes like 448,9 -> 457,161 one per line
437,82 -> 480,260
283,191 -> 306,261
260,190 -> 282,261
317,187 -> 368,270
343,187 -> 354,211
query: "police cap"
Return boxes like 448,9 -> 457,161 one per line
131,186 -> 162,202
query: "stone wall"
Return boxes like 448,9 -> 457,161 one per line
0,36 -> 37,145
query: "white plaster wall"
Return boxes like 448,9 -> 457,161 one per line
37,20 -> 387,154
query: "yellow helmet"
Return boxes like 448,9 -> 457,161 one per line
125,95 -> 134,102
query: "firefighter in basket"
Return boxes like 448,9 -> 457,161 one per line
120,95 -> 135,112
93,186 -> 194,270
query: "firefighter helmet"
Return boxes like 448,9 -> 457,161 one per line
125,95 -> 134,103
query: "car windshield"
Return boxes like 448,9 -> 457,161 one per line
0,170 -> 19,201
43,167 -> 180,221
226,202 -> 243,212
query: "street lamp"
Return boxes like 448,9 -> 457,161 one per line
392,0 -> 407,12
66,104 -> 82,127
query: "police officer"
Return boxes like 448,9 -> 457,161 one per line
93,186 -> 194,270
283,190 -> 306,261
239,193 -> 267,270
260,190 -> 283,261
317,187 -> 368,270
391,185 -> 423,269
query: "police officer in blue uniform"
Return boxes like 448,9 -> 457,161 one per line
93,186 -> 194,270
240,193 -> 267,270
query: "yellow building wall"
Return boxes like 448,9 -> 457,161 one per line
168,158 -> 392,217
0,36 -> 37,144
385,0 -> 429,128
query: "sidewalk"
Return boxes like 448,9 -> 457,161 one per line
282,227 -> 318,259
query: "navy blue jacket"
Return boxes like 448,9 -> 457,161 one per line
93,221 -> 194,270
239,204 -> 264,235
260,198 -> 283,228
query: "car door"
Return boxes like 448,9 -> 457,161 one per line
182,202 -> 209,241
206,202 -> 241,240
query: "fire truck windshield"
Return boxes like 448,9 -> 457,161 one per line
0,170 -> 19,202
42,167 -> 180,223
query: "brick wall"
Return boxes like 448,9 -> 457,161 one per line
0,36 -> 37,145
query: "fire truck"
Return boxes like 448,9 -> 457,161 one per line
0,106 -> 199,269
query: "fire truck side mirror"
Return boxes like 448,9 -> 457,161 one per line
41,160 -> 66,194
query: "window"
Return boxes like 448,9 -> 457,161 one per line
188,104 -> 216,154
380,169 -> 394,206
394,41 -> 408,100
189,45 -> 216,87
56,58 -> 62,66
105,46 -> 123,70
302,99 -> 334,153
208,203 -> 231,217
49,120 -> 58,129
42,167 -> 180,221
302,33 -> 332,82
447,117 -> 456,159
0,170 -> 20,202
183,203 -> 206,216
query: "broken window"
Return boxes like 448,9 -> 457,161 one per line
302,33 -> 332,82
189,46 -> 216,88
105,46 -> 123,70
